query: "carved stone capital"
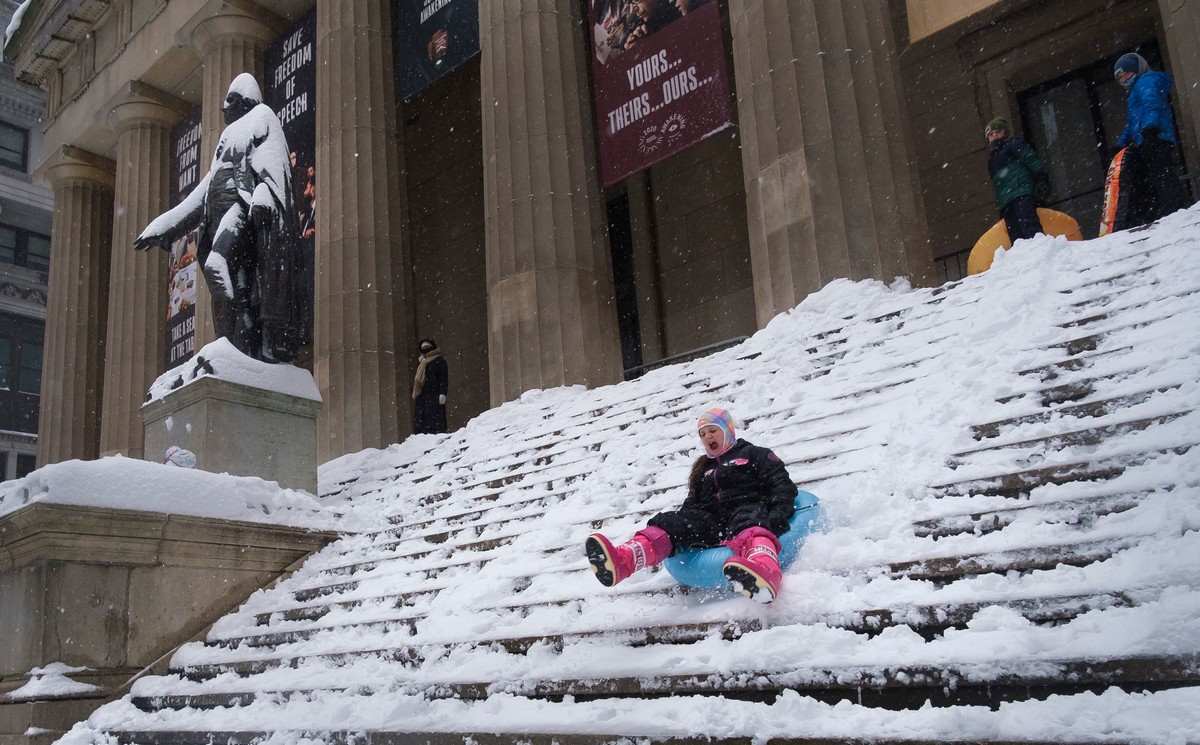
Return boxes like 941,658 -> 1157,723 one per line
105,81 -> 193,136
179,0 -> 287,56
35,145 -> 115,192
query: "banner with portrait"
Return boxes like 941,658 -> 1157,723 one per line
165,109 -> 202,370
265,8 -> 317,348
396,0 -> 480,101
588,0 -> 733,187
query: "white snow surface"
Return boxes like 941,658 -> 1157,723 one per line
2,0 -> 31,54
2,664 -> 99,702
228,71 -> 263,103
54,206 -> 1200,743
0,451 -> 355,531
147,337 -> 321,403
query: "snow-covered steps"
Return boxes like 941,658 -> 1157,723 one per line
59,207 -> 1200,743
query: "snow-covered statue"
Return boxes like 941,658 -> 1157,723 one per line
135,73 -> 309,363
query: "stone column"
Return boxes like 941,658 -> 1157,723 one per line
728,0 -> 935,327
1159,0 -> 1200,187
479,0 -> 622,404
180,0 -> 284,353
99,83 -> 189,460
35,147 -> 115,466
313,0 -> 411,461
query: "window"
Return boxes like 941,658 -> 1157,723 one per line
0,121 -> 28,172
26,234 -> 50,271
0,226 -> 16,265
0,337 -> 10,390
18,340 -> 40,394
0,223 -> 51,270
16,453 -> 35,479
0,315 -> 45,434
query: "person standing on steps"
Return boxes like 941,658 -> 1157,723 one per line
1111,52 -> 1190,230
412,338 -> 448,435
585,407 -> 798,603
985,116 -> 1050,243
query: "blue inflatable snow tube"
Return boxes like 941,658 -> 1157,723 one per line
663,490 -> 824,589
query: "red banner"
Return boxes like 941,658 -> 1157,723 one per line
589,0 -> 733,187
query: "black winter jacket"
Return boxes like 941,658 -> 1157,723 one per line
684,439 -> 798,535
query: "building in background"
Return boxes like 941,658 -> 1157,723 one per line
0,0 -> 50,481
4,0 -> 1196,469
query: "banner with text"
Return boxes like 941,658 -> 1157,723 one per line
588,0 -> 732,187
165,108 -> 202,370
396,0 -> 480,101
265,8 -> 317,347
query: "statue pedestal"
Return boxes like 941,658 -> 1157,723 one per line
142,374 -> 321,493
0,502 -> 334,745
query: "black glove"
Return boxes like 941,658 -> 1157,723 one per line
1140,126 -> 1162,143
1033,173 -> 1051,205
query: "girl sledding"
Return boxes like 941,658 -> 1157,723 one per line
585,407 -> 816,603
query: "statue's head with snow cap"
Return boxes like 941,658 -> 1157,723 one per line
223,73 -> 262,126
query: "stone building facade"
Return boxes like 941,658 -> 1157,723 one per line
7,0 -> 1197,469
0,0 -> 52,481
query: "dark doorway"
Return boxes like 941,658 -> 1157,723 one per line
606,193 -> 644,378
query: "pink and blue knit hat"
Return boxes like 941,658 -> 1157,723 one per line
697,407 -> 736,457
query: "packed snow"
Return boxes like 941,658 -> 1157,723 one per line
0,450 -> 354,531
1,664 -> 98,702
1,0 -> 31,54
43,206 -> 1200,742
147,337 -> 321,403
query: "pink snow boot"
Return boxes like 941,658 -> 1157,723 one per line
585,526 -> 672,587
723,527 -> 783,603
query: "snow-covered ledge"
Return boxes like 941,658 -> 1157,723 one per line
0,456 -> 350,745
141,339 -> 323,494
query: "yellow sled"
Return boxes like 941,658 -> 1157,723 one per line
967,208 -> 1083,276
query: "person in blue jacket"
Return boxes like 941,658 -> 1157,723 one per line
1113,52 -> 1190,228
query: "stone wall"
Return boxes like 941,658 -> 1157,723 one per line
0,503 -> 334,745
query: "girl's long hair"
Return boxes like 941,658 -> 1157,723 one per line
687,455 -> 709,499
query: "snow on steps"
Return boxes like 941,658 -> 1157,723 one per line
67,211 -> 1200,743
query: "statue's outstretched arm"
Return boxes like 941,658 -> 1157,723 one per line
134,170 -> 212,251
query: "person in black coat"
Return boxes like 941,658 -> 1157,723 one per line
586,407 -> 798,602
411,338 -> 448,435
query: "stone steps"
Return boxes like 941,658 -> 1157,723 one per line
319,241 -> 1175,502
76,221 -> 1200,744
183,590 -> 1132,682
132,655 -> 1200,715
101,733 -> 1144,745
194,519 -> 1163,660
224,430 -> 1189,640
281,402 -> 1191,607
